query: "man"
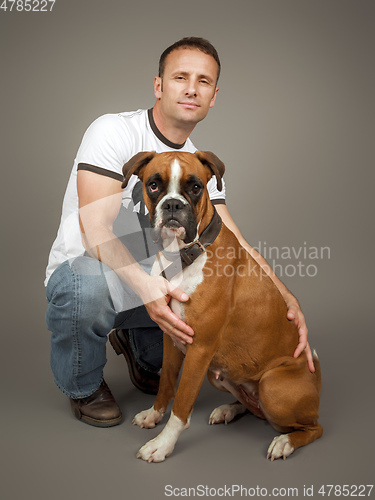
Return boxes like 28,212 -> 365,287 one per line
45,37 -> 313,428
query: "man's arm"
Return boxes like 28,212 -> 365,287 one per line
77,170 -> 194,345
215,204 -> 315,373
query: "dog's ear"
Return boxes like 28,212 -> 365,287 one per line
122,151 -> 157,188
194,151 -> 225,191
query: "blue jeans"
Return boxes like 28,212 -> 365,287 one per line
45,256 -> 163,399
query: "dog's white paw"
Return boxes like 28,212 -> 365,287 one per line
209,403 -> 246,425
136,411 -> 189,463
132,406 -> 164,429
267,435 -> 294,461
137,434 -> 175,463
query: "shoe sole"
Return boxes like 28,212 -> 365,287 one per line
108,330 -> 158,395
70,404 -> 122,428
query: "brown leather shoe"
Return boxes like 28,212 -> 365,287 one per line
109,329 -> 160,395
70,380 -> 122,427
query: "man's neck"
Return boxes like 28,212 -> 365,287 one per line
152,102 -> 195,145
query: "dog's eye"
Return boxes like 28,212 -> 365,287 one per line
148,182 -> 159,193
191,184 -> 201,195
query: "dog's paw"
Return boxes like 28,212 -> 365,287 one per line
132,406 -> 164,429
267,435 -> 294,461
209,403 -> 246,425
136,411 -> 188,463
136,434 -> 174,463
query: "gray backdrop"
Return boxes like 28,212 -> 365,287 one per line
1,0 -> 374,499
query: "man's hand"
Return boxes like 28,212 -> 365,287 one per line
140,276 -> 194,345
286,298 -> 315,373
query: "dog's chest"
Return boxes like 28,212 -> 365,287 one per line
151,252 -> 207,321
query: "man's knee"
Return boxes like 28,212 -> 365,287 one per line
47,256 -> 109,298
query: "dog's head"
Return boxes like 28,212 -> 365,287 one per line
122,151 -> 225,247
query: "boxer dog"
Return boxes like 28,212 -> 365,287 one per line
122,151 -> 322,462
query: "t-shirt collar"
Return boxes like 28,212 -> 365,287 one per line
147,108 -> 186,150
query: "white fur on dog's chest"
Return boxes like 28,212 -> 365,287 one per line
151,252 -> 207,321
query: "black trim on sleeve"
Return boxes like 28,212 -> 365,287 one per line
77,163 -> 124,182
147,108 -> 186,150
211,199 -> 226,205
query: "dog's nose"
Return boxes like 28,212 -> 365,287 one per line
162,198 -> 184,214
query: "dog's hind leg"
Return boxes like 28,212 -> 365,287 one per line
259,353 -> 322,461
209,401 -> 248,424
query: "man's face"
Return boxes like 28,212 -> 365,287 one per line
154,48 -> 219,128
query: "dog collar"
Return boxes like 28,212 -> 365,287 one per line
159,207 -> 222,281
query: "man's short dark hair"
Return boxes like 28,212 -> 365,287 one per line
158,37 -> 221,83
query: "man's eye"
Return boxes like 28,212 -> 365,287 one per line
149,182 -> 159,193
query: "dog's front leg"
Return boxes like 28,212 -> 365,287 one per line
133,333 -> 184,429
136,343 -> 217,463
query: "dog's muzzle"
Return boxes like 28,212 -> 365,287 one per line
152,197 -> 197,245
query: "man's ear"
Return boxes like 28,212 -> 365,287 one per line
209,86 -> 219,109
154,76 -> 162,99
194,151 -> 225,191
122,151 -> 157,188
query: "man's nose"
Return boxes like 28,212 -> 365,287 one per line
185,80 -> 197,96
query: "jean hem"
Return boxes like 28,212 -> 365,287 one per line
54,377 -> 103,400
127,329 -> 162,374
135,358 -> 161,374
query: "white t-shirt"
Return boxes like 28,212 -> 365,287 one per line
45,109 -> 226,285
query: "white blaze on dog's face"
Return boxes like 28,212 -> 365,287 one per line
154,158 -> 189,244
141,152 -> 214,248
